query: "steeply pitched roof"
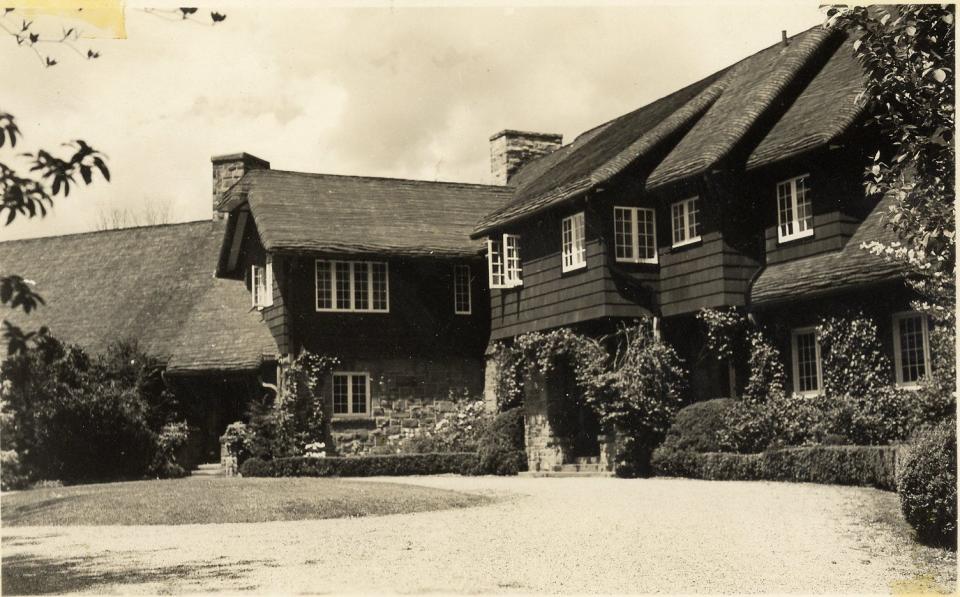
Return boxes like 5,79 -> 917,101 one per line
221,169 -> 512,259
474,26 -> 866,236
749,193 -> 906,305
0,221 -> 277,373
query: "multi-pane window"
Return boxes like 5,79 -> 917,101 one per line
454,264 -> 472,315
332,372 -> 370,417
791,327 -> 821,395
315,260 -> 389,312
671,196 -> 702,247
776,174 -> 814,242
487,233 -> 522,289
251,257 -> 273,308
561,212 -> 587,272
614,206 -> 657,264
893,312 -> 931,386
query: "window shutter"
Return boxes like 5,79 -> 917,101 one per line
487,238 -> 504,288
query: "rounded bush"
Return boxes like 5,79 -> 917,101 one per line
660,398 -> 734,453
477,407 -> 527,475
239,457 -> 272,478
896,418 -> 957,549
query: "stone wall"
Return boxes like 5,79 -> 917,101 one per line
326,356 -> 484,455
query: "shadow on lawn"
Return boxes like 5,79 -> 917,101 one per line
2,552 -> 270,595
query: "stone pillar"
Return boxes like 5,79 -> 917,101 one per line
522,369 -> 566,472
482,342 -> 499,414
211,152 -> 270,219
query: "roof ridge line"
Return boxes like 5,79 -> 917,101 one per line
0,219 -> 213,245
252,168 -> 513,191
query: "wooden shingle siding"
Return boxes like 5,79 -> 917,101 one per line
262,255 -> 289,355
286,255 -> 490,359
764,211 -> 860,264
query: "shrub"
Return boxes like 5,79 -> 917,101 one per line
1,449 -> 28,491
239,456 -> 272,477
660,398 -> 734,453
221,421 -> 253,464
742,329 -> 787,404
816,312 -> 892,399
476,407 -> 526,475
399,398 -> 489,455
652,444 -> 899,490
896,418 -> 957,548
149,421 -> 191,479
242,453 -> 480,477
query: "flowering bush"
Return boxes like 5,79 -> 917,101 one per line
816,312 -> 891,399
221,421 -> 253,463
304,441 -> 326,458
246,351 -> 339,459
150,421 -> 191,478
400,398 -> 489,454
742,330 -> 786,404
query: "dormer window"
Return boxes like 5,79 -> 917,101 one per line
777,174 -> 813,242
487,234 -> 522,289
614,206 -> 657,264
671,196 -> 701,247
561,212 -> 587,272
251,257 -> 273,309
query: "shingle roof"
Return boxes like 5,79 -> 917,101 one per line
474,26 -> 866,236
749,193 -> 906,305
221,170 -> 513,259
0,221 -> 277,373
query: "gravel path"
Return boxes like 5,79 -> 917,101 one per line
2,476 -> 955,594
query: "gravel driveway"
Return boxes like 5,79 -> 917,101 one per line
2,476 -> 955,594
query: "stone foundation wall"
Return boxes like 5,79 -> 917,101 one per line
325,356 -> 484,456
522,370 -> 567,471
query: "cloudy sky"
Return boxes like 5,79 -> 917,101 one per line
4,1 -> 825,241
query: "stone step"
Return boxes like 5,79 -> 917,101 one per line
191,463 -> 225,477
196,462 -> 223,470
575,456 -> 599,465
519,470 -> 614,478
552,463 -> 603,473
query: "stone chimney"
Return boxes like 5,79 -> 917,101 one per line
211,152 -> 270,219
489,130 -> 562,185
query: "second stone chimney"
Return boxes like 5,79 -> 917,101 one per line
489,130 -> 562,185
211,152 -> 270,219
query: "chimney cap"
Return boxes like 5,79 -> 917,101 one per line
489,129 -> 563,143
781,30 -> 788,45
211,152 -> 271,168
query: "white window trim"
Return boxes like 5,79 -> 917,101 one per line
331,371 -> 372,418
488,233 -> 522,289
671,196 -> 702,248
251,261 -> 273,309
614,206 -> 658,264
791,326 -> 822,397
314,259 -> 389,313
892,311 -> 932,388
561,212 -> 587,273
776,173 -> 815,243
454,264 -> 472,315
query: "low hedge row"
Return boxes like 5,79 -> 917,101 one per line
651,445 -> 899,491
240,452 -> 480,478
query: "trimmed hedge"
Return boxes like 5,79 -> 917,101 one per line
896,419 -> 956,548
659,398 -> 734,453
477,407 -> 527,475
240,452 -> 480,478
651,445 -> 899,490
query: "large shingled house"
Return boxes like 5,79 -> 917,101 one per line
471,26 -> 920,472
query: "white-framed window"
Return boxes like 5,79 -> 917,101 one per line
791,327 -> 822,396
776,174 -> 814,242
251,257 -> 273,309
332,372 -> 371,417
614,206 -> 658,264
315,260 -> 388,312
561,212 -> 587,272
487,233 -> 522,289
671,196 -> 702,247
892,311 -> 931,387
454,264 -> 472,315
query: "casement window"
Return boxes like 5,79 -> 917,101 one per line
791,327 -> 822,396
454,264 -> 472,315
614,206 -> 658,264
487,233 -> 522,289
892,312 -> 931,387
315,259 -> 389,312
332,372 -> 371,417
251,257 -> 273,309
776,174 -> 814,242
671,196 -> 702,247
561,212 -> 587,272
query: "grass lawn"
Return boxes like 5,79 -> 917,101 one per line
1,477 -> 491,526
